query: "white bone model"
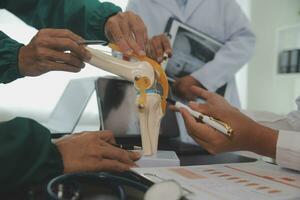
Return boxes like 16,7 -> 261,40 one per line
86,47 -> 167,155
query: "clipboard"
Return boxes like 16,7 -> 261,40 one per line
164,17 -> 227,96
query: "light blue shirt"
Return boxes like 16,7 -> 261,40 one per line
127,0 -> 255,108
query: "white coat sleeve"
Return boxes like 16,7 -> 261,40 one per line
244,97 -> 300,171
191,0 -> 256,92
272,98 -> 300,171
243,97 -> 300,132
126,0 -> 138,12
276,130 -> 300,171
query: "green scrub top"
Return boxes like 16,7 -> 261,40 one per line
0,0 -> 121,193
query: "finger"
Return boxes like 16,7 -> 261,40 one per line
46,61 -> 81,73
130,14 -> 147,53
179,108 -> 197,134
97,159 -> 131,172
151,38 -> 164,62
189,135 -> 211,151
119,18 -> 144,56
98,131 -> 116,144
106,19 -> 133,55
47,50 -> 85,68
168,105 -> 179,112
145,41 -> 156,60
181,108 -> 226,145
47,37 -> 90,60
126,37 -> 144,56
41,29 -> 84,43
190,86 -> 211,100
185,93 -> 197,101
134,13 -> 148,47
180,108 -> 210,143
161,35 -> 172,56
128,151 -> 141,161
79,131 -> 116,144
143,29 -> 148,50
100,145 -> 135,165
189,133 -> 224,155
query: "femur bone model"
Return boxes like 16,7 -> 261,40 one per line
86,44 -> 169,156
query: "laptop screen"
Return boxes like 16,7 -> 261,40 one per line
95,77 -> 179,138
46,77 -> 96,133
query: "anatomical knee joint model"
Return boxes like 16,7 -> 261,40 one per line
86,44 -> 169,155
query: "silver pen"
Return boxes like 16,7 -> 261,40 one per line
77,40 -> 108,45
167,98 -> 233,136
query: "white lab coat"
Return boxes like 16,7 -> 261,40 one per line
127,0 -> 256,143
243,97 -> 300,171
127,0 -> 256,107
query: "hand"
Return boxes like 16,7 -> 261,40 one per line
105,11 -> 148,56
146,34 -> 172,63
54,131 -> 141,173
174,75 -> 202,100
18,29 -> 91,77
179,86 -> 278,158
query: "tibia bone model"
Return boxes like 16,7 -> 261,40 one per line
137,93 -> 163,156
86,46 -> 169,156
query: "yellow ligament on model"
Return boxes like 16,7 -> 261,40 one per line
109,44 -> 169,114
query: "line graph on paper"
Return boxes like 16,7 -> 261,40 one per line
133,161 -> 300,200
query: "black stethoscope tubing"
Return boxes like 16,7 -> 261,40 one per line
47,172 -> 149,200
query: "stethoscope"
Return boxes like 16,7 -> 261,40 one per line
47,172 -> 149,200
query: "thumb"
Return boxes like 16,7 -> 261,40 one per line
128,151 -> 141,161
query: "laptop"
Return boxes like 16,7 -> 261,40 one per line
95,76 -> 207,155
44,77 -> 97,136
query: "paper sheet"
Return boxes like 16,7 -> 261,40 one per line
132,161 -> 300,200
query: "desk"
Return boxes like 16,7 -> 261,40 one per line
6,154 -> 256,200
6,141 -> 256,200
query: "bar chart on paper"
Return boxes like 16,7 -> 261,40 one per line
132,161 -> 300,200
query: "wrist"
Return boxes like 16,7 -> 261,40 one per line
53,140 -> 67,173
250,123 -> 278,158
104,11 -> 121,40
18,46 -> 27,76
0,37 -> 24,83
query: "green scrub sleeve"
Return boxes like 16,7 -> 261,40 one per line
0,0 -> 121,84
0,117 -> 63,193
0,31 -> 24,83
1,0 -> 122,41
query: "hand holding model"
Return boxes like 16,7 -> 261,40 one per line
105,11 -> 148,56
142,34 -> 206,102
87,44 -> 169,156
146,34 -> 172,63
18,29 -> 90,76
18,11 -> 150,76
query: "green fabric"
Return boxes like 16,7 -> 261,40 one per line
2,0 -> 121,40
0,31 -> 24,83
0,0 -> 121,84
0,118 -> 63,193
0,0 -> 121,193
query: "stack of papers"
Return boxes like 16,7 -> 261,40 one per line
132,161 -> 300,200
